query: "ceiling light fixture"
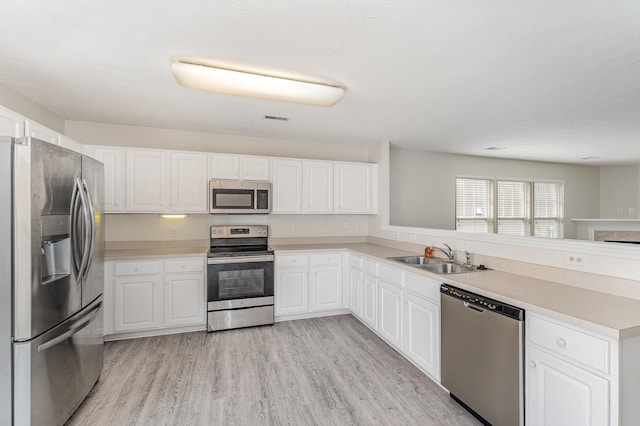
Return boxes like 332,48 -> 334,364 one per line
170,61 -> 345,106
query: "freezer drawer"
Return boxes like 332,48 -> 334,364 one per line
13,297 -> 104,426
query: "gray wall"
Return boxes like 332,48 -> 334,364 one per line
389,149 -> 601,239
0,82 -> 65,133
599,165 -> 639,218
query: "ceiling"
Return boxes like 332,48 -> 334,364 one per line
1,1 -> 640,165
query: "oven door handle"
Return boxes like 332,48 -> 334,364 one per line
207,255 -> 274,264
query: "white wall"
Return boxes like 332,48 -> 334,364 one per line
0,83 -> 65,133
599,165 -> 639,218
389,148 -> 601,239
66,121 -> 369,162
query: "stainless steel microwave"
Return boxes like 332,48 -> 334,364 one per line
209,180 -> 272,214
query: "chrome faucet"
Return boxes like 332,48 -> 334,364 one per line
426,243 -> 455,262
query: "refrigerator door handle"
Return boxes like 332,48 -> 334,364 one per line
81,179 -> 96,282
76,179 -> 92,282
36,301 -> 102,353
70,177 -> 85,279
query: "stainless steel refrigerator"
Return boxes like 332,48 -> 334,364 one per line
0,136 -> 105,426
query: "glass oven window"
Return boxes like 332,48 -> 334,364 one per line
218,269 -> 265,299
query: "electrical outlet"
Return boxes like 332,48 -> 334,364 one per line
393,232 -> 400,240
617,207 -> 624,214
292,226 -> 297,235
355,225 -> 361,233
629,208 -> 635,214
343,221 -> 349,229
566,254 -> 587,266
170,227 -> 177,239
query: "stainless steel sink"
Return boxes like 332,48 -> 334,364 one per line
386,256 -> 446,266
418,262 -> 478,274
387,255 -> 482,274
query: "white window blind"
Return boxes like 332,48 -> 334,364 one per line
533,181 -> 564,238
455,178 -> 494,233
497,180 -> 531,236
455,177 -> 564,239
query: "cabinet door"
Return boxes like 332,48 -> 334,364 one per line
275,268 -> 309,315
362,274 -> 378,330
126,149 -> 168,212
92,146 -> 124,212
349,268 -> 363,317
164,273 -> 205,327
303,160 -> 333,212
241,156 -> 270,181
271,158 -> 303,213
527,346 -> 609,426
25,120 -> 59,145
378,280 -> 403,349
170,152 -> 208,212
0,106 -> 24,137
114,275 -> 163,332
309,266 -> 342,311
404,292 -> 440,381
334,162 -> 373,213
209,154 -> 240,179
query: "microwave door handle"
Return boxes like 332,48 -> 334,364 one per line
70,178 -> 84,278
81,179 -> 96,282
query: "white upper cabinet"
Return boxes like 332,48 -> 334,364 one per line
58,135 -> 83,153
209,153 -> 240,179
24,119 -> 59,145
334,162 -> 376,214
209,154 -> 270,181
303,161 -> 333,213
170,151 -> 208,212
241,156 -> 270,181
88,146 -> 125,212
126,149 -> 168,212
272,158 -> 303,213
0,105 -> 24,137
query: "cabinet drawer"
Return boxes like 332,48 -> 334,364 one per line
529,315 -> 611,374
310,253 -> 342,266
115,261 -> 161,276
349,254 -> 363,269
165,258 -> 204,273
363,259 -> 378,276
277,254 -> 309,268
378,263 -> 403,285
404,272 -> 440,303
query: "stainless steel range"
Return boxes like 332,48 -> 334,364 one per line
206,225 -> 274,332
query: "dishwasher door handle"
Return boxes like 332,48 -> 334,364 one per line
463,301 -> 484,313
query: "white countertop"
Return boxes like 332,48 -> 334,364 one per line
271,243 -> 640,339
105,241 -> 640,339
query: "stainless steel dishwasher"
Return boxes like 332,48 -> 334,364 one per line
440,284 -> 524,426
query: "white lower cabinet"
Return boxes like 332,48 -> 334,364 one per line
403,291 -> 440,381
275,252 -> 346,320
114,273 -> 163,332
106,257 -> 206,338
276,267 -> 309,315
526,313 -> 617,426
348,267 -> 363,318
527,346 -> 608,426
362,273 -> 378,330
378,280 -> 403,349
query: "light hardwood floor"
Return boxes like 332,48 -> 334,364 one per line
68,315 -> 480,426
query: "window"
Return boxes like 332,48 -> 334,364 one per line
455,177 -> 564,238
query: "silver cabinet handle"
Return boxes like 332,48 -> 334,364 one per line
529,361 -> 536,368
556,338 -> 567,347
81,179 -> 96,282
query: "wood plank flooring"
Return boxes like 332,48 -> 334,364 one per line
67,315 -> 480,426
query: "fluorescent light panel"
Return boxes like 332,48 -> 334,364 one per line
171,61 -> 345,106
